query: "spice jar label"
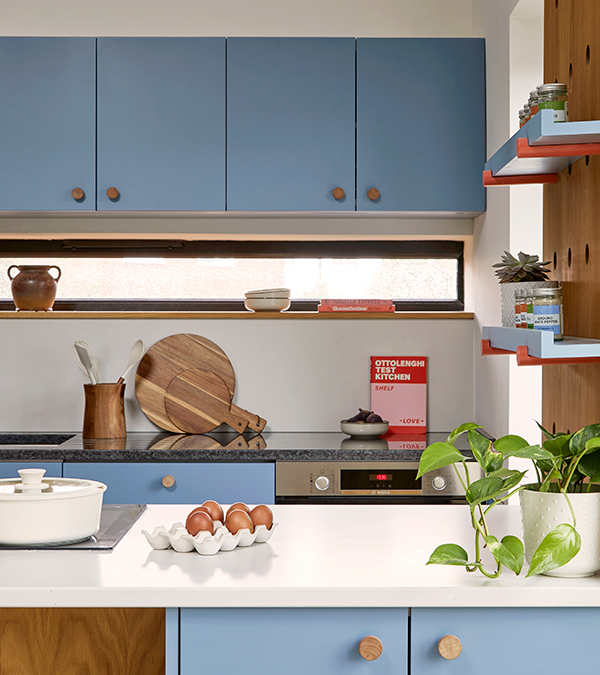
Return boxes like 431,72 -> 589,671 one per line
533,304 -> 563,335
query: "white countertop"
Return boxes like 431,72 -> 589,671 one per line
1,504 -> 600,608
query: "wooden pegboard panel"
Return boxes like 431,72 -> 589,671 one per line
543,0 -> 600,433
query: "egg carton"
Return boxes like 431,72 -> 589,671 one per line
142,520 -> 277,555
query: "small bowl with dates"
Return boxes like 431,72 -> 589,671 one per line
340,409 -> 389,437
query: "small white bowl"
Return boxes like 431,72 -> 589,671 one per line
244,297 -> 291,312
340,420 -> 389,437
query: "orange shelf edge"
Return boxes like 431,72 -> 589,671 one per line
515,344 -> 600,366
482,170 -> 558,186
481,339 -> 514,356
516,136 -> 600,159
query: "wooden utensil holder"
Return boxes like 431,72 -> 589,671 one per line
83,383 -> 126,439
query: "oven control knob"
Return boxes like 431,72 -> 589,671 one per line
315,476 -> 330,491
432,475 -> 447,491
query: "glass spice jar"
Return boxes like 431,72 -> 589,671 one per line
537,83 -> 568,122
528,90 -> 539,117
533,287 -> 563,340
526,293 -> 534,329
518,109 -> 528,127
523,103 -> 531,123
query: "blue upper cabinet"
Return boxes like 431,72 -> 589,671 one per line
96,38 -> 225,211
227,38 -> 356,211
357,38 -> 485,213
0,37 -> 96,211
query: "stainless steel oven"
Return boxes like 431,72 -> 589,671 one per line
275,460 -> 482,504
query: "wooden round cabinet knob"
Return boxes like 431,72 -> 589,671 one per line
107,187 -> 120,200
367,188 -> 380,201
161,475 -> 175,489
437,634 -> 462,660
332,187 -> 345,200
71,188 -> 84,200
359,636 -> 383,661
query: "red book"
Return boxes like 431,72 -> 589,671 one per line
370,357 -> 427,433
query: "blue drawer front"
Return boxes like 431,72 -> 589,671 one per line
0,37 -> 96,211
0,462 -> 62,479
357,38 -> 485,212
63,462 -> 274,505
181,608 -> 407,674
97,37 -> 226,211
227,37 -> 356,211
412,607 -> 600,673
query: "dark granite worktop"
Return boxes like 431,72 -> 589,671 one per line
0,431 -> 473,463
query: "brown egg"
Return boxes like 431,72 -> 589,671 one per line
225,509 -> 254,535
226,502 -> 250,519
202,500 -> 224,522
188,506 -> 213,520
186,511 -> 214,536
250,504 -> 273,530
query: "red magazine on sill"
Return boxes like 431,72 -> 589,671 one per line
370,357 -> 427,433
318,299 -> 395,312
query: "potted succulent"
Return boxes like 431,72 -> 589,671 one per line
417,422 -> 600,578
493,251 -> 557,327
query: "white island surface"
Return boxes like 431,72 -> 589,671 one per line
1,504 -> 599,608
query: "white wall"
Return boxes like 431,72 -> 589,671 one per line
0,318 -> 474,433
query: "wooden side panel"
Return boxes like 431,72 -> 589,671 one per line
0,608 -> 164,675
543,0 -> 600,432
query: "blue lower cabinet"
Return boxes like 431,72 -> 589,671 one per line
411,607 -> 600,673
0,462 -> 62,479
180,608 -> 407,674
62,462 -> 274,505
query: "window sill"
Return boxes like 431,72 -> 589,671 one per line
0,310 -> 474,320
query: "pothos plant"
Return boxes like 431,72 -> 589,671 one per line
417,422 -> 600,578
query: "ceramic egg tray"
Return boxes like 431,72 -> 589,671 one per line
142,520 -> 277,555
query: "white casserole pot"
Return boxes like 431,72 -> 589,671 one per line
0,468 -> 107,545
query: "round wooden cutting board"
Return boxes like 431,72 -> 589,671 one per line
135,334 -> 237,432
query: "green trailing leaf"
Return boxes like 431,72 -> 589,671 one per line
485,535 -> 523,575
488,468 -> 523,479
570,424 -> 600,455
525,523 -> 581,577
416,443 -> 465,479
578,450 -> 600,484
499,470 -> 527,493
493,435 -> 529,455
585,437 -> 600,452
465,476 -> 504,506
447,423 -> 482,446
535,420 -> 555,441
544,435 -> 573,458
484,447 -> 504,474
502,444 -> 554,461
427,544 -> 480,567
467,429 -> 492,470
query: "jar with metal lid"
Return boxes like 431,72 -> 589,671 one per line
518,109 -> 528,127
526,293 -> 534,329
528,90 -> 539,117
523,102 -> 531,122
533,287 -> 563,340
537,83 -> 568,122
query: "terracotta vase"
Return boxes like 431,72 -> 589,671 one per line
7,265 -> 61,311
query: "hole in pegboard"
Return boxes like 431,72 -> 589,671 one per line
552,422 -> 556,435
553,251 -> 557,269
568,248 -> 572,267
569,63 -> 573,83
587,45 -> 591,65
568,164 -> 572,175
567,429 -> 571,434
586,155 -> 590,166
586,243 -> 590,265
555,0 -> 558,8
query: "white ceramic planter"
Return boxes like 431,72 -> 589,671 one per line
0,468 -> 107,546
500,281 -> 559,327
520,485 -> 600,577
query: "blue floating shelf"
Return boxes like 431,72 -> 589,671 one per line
483,110 -> 600,184
481,327 -> 600,366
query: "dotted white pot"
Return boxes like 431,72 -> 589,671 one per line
520,486 -> 600,578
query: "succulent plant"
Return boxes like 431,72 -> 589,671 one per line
493,251 -> 552,284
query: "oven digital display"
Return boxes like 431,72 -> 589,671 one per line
341,469 -> 421,490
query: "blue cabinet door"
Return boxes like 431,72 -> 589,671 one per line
412,607 -> 600,673
97,38 -> 225,211
181,608 -> 407,674
63,462 -> 274,505
0,462 -> 62,479
357,38 -> 485,213
227,38 -> 356,211
0,37 -> 96,211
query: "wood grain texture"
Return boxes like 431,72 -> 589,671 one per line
82,383 -> 126,439
543,0 -> 600,433
135,333 -> 236,432
170,433 -> 250,450
359,635 -> 383,661
0,608 -> 164,675
164,368 -> 248,433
